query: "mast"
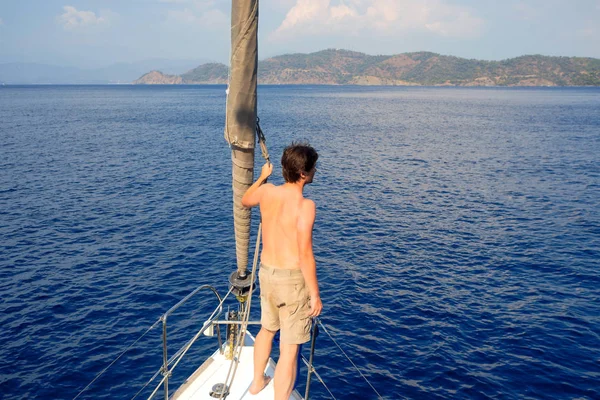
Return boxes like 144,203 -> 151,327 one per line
224,0 -> 259,283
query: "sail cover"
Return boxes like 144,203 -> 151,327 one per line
224,0 -> 258,275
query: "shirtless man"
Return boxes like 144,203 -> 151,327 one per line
241,143 -> 323,399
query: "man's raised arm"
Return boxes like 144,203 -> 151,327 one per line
241,162 -> 273,208
297,198 -> 322,317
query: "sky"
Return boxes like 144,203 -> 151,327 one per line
0,0 -> 599,68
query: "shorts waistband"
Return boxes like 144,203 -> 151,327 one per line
260,263 -> 303,276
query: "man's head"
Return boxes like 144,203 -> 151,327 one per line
281,142 -> 319,183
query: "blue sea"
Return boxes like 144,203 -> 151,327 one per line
1,85 -> 599,400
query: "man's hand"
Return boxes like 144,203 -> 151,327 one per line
260,162 -> 273,180
241,162 -> 273,208
308,295 -> 322,317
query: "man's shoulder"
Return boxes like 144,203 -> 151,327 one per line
300,198 -> 316,214
260,182 -> 276,194
255,183 -> 275,204
297,198 -> 316,229
301,197 -> 315,207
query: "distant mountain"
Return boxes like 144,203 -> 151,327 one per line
133,63 -> 228,84
134,71 -> 183,84
181,63 -> 228,84
0,58 -> 211,84
134,50 -> 600,86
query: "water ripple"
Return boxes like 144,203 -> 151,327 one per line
1,85 -> 599,399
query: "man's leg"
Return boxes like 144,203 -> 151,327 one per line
249,327 -> 276,395
274,342 -> 299,400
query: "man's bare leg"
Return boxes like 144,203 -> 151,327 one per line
249,327 -> 276,395
274,342 -> 299,400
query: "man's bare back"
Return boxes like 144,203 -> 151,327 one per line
259,184 -> 313,270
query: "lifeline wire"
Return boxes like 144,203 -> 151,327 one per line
130,369 -> 162,400
317,319 -> 384,399
299,355 -> 338,399
165,286 -> 230,370
73,318 -> 162,400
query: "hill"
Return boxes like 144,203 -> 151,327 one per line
133,70 -> 183,84
133,50 -> 600,86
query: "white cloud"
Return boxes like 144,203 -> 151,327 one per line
165,6 -> 227,29
263,0 -> 298,12
159,0 -> 218,6
271,0 -> 484,40
57,6 -> 112,30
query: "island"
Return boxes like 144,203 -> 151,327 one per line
133,49 -> 600,87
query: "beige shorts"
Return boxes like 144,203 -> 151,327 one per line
259,263 -> 311,345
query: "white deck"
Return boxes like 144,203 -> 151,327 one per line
171,331 -> 303,400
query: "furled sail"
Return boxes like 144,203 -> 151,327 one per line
224,0 -> 258,276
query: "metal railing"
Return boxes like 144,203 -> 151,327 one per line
146,284 -> 231,400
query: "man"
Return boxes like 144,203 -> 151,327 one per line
241,142 -> 323,399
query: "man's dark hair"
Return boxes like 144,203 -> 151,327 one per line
281,142 -> 319,183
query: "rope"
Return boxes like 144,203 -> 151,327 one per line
218,223 -> 262,399
256,117 -> 270,162
317,319 -> 384,399
218,112 -> 269,398
72,318 -> 162,400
